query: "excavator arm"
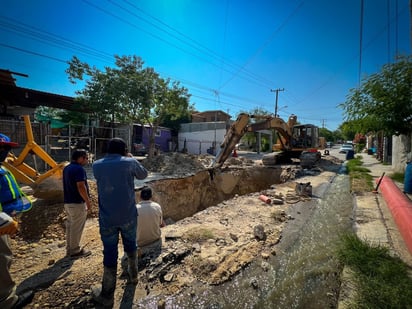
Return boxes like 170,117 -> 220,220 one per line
211,113 -> 250,169
248,116 -> 295,151
210,113 -> 301,169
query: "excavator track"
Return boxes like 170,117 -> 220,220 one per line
262,151 -> 321,167
262,152 -> 292,166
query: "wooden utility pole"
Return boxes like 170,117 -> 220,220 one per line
270,88 -> 284,117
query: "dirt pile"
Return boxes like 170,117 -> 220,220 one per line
141,153 -> 213,175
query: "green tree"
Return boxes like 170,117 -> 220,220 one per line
319,127 -> 333,142
341,55 -> 412,135
66,55 -> 193,156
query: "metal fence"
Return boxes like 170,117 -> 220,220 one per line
0,118 -> 131,171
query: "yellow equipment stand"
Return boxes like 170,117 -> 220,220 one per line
3,115 -> 67,186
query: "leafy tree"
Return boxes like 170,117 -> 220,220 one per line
161,110 -> 193,136
319,127 -> 333,142
338,121 -> 357,142
341,55 -> 412,135
35,106 -> 61,120
66,55 -> 193,156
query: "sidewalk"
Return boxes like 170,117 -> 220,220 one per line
355,153 -> 412,265
338,153 -> 412,308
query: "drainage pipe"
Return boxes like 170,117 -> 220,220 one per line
377,176 -> 412,255
259,195 -> 271,204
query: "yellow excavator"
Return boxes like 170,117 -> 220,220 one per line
211,113 -> 322,169
3,115 -> 68,200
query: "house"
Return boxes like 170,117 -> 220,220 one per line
191,110 -> 231,123
132,124 -> 172,153
176,110 -> 232,155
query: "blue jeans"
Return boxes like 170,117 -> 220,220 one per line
99,220 -> 137,268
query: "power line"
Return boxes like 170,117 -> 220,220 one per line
218,0 -> 305,90
82,0 -> 277,90
0,43 -> 67,63
118,0 -> 277,87
0,16 -> 113,63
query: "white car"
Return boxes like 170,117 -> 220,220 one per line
339,144 -> 354,153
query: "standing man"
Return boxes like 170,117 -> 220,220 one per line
92,138 -> 148,307
63,149 -> 91,259
0,133 -> 34,309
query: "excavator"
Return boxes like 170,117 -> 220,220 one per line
211,113 -> 322,169
3,115 -> 68,200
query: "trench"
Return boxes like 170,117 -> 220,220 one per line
135,166 -> 284,222
137,172 -> 353,308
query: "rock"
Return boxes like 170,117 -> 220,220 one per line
272,198 -> 284,205
158,299 -> 166,309
229,233 -> 238,242
163,273 -> 174,282
261,261 -> 270,271
250,278 -> 259,289
192,243 -> 201,253
261,252 -> 270,259
215,238 -> 227,247
253,225 -> 266,241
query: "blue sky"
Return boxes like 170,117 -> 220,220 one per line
1,0 -> 410,131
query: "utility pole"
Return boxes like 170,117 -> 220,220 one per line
270,88 -> 284,117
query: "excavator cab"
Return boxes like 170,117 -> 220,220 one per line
290,124 -> 319,151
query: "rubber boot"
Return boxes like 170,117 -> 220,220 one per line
91,266 -> 117,307
127,251 -> 138,284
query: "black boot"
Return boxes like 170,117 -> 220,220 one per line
11,290 -> 34,309
91,266 -> 117,307
127,251 -> 138,284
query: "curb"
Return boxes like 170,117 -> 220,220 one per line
376,175 -> 412,255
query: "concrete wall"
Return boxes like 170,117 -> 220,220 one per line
178,122 -> 227,155
392,134 -> 412,173
178,129 -> 226,155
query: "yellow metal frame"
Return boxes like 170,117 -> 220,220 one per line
3,115 -> 67,186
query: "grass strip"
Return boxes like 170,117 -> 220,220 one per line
338,233 -> 412,308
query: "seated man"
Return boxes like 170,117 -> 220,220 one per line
121,187 -> 165,272
137,186 -> 165,255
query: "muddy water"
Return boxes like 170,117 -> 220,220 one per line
139,173 -> 353,308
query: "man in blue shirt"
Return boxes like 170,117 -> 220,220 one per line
92,138 -> 148,307
63,149 -> 91,259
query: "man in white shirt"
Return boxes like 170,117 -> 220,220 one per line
121,186 -> 165,275
137,186 -> 165,249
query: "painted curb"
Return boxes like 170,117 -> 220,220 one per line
377,176 -> 412,255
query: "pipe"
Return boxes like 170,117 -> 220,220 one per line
259,195 -> 271,204
377,176 -> 412,255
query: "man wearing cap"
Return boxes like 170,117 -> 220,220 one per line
0,134 -> 34,309
92,137 -> 148,307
